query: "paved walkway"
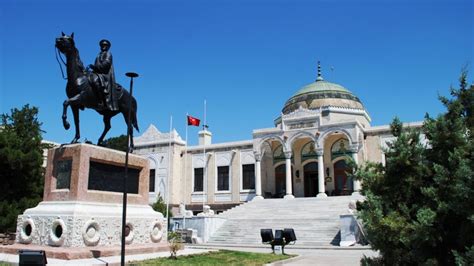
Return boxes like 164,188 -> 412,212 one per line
189,246 -> 379,266
0,245 -> 378,265
0,248 -> 214,265
269,249 -> 379,265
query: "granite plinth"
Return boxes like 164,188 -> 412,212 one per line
16,144 -> 166,249
43,143 -> 150,205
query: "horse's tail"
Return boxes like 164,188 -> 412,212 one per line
132,97 -> 139,132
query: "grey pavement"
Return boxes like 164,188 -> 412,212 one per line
0,248 -> 215,265
269,249 -> 379,266
188,245 -> 379,266
1,245 -> 378,265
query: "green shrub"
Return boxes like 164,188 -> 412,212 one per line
355,71 -> 474,265
152,195 -> 173,218
0,105 -> 46,232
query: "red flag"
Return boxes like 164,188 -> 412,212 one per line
187,115 -> 200,126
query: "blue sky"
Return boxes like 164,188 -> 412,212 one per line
0,0 -> 472,145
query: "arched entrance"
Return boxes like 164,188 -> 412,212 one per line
275,164 -> 286,198
303,162 -> 318,197
274,164 -> 294,198
334,159 -> 353,195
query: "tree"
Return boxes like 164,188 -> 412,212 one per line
356,71 -> 474,265
102,134 -> 128,152
151,194 -> 173,218
0,105 -> 48,232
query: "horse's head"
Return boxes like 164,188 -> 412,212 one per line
55,32 -> 75,54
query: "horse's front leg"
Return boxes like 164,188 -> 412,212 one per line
62,94 -> 82,131
62,100 -> 71,130
71,106 -> 80,143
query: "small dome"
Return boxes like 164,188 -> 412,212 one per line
282,64 -> 364,114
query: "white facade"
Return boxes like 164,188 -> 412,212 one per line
134,68 -> 422,215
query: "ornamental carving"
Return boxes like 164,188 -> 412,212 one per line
331,139 -> 352,160
301,141 -> 317,163
283,106 -> 319,120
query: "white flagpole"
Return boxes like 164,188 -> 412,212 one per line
183,113 -> 188,229
203,100 -> 207,211
166,115 -> 172,228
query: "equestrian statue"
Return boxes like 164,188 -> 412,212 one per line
55,32 -> 139,149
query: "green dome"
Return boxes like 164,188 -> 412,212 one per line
282,71 -> 364,114
292,80 -> 351,97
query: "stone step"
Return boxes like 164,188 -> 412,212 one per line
211,233 -> 339,239
208,196 -> 360,246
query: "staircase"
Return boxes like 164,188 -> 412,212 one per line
207,196 -> 361,247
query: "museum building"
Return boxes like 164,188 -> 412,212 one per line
133,64 -> 421,214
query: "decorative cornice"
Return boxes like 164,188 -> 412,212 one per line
365,121 -> 423,135
187,140 -> 253,152
134,124 -> 185,147
135,124 -> 162,141
321,106 -> 371,122
282,106 -> 319,120
253,127 -> 282,136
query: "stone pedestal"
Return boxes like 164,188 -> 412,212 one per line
15,144 -> 166,251
339,214 -> 360,247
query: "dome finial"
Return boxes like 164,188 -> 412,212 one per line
316,60 -> 324,81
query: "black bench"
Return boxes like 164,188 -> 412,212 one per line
260,228 -> 297,254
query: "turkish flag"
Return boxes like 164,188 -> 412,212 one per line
187,115 -> 200,126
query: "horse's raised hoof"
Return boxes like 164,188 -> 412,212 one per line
63,121 -> 70,130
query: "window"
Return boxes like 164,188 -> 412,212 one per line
217,166 -> 229,191
194,168 -> 203,192
242,164 -> 255,190
149,169 -> 155,192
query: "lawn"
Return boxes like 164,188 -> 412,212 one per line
134,250 -> 295,265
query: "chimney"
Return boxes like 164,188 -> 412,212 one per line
198,130 -> 212,146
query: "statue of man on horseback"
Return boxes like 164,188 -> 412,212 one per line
88,39 -> 119,111
55,32 -> 139,147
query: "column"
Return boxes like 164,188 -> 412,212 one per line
283,151 -> 294,199
253,152 -> 263,200
316,149 -> 327,198
351,147 -> 361,195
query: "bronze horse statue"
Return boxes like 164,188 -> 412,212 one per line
55,32 -> 139,148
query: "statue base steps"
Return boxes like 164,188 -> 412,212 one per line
0,242 -> 169,260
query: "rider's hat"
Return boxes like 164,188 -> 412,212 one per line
99,39 -> 111,48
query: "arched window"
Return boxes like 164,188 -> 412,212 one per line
331,138 -> 351,161
301,141 -> 317,164
273,144 -> 293,165
273,144 -> 285,164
